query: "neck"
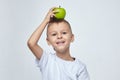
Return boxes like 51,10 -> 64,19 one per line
56,49 -> 74,61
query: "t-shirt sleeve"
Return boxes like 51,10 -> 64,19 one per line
77,65 -> 90,80
35,51 -> 49,71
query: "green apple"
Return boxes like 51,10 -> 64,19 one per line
53,7 -> 66,20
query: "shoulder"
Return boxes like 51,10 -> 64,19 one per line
74,58 -> 87,70
75,59 -> 90,79
35,50 -> 55,66
40,50 -> 56,61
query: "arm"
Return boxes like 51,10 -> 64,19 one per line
27,8 -> 55,60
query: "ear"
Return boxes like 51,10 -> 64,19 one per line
46,38 -> 51,45
71,34 -> 74,42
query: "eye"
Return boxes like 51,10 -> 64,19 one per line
51,33 -> 57,36
62,32 -> 67,34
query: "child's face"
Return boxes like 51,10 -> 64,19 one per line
46,22 -> 74,53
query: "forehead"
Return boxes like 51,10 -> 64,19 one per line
47,22 -> 71,32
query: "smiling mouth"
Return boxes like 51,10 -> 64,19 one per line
56,41 -> 65,45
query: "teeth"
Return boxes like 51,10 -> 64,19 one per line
57,41 -> 65,45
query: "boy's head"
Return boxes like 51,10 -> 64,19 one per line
46,19 -> 74,53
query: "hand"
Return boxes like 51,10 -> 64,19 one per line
44,7 -> 56,23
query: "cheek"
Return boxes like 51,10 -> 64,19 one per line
67,35 -> 74,42
47,37 -> 56,43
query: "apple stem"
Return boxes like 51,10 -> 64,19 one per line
59,5 -> 61,8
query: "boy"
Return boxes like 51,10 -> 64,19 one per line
27,7 -> 90,80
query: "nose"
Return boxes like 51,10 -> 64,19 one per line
57,33 -> 62,39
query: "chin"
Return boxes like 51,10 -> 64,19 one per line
55,47 -> 68,53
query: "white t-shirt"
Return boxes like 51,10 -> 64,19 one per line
36,51 -> 90,80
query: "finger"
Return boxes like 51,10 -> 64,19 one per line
53,11 -> 59,14
50,14 -> 55,18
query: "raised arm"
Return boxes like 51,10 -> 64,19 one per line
27,8 -> 55,60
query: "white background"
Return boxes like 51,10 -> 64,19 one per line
0,0 -> 120,80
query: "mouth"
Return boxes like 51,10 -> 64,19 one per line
56,41 -> 65,46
